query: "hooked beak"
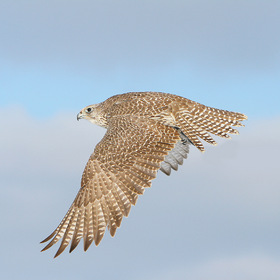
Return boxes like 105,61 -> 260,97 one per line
77,111 -> 83,121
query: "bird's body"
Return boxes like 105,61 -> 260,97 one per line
41,92 -> 247,257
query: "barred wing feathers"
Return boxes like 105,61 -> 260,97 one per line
41,115 -> 181,257
171,100 -> 247,152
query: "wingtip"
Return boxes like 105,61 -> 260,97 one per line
239,113 -> 248,121
110,227 -> 117,237
53,245 -> 67,258
94,233 -> 104,246
54,251 -> 61,259
84,238 -> 94,252
40,231 -> 56,244
40,241 -> 53,252
40,237 -> 49,244
69,242 -> 79,253
41,247 -> 59,259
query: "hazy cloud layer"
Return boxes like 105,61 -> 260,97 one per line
0,108 -> 279,279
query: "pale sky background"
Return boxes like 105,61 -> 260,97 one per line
0,1 -> 280,279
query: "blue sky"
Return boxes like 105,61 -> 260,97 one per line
1,0 -> 280,119
1,1 -> 280,279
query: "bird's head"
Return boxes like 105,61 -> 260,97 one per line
77,104 -> 108,127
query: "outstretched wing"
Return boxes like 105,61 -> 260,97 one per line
171,100 -> 248,152
41,115 -> 181,257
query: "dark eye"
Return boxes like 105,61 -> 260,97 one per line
86,108 -> 92,113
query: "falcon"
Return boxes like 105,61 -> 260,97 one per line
41,92 -> 247,257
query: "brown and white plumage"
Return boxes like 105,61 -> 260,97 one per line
41,92 -> 247,257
